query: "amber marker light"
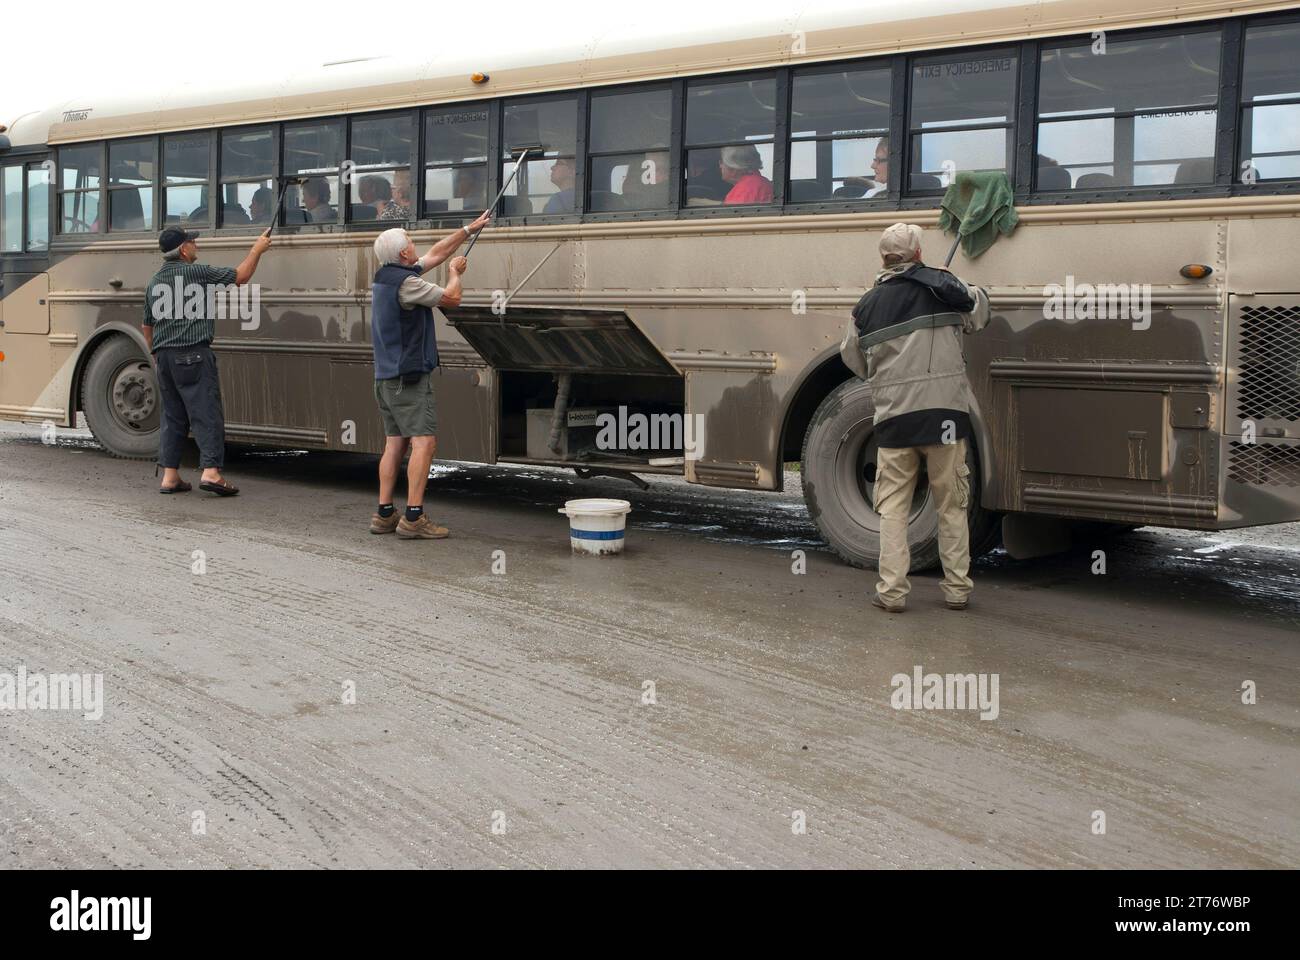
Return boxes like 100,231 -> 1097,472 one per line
1180,264 -> 1213,279
471,73 -> 490,85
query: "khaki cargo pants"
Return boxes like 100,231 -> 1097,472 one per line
874,438 -> 973,607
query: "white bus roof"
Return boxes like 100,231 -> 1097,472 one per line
3,0 -> 1288,149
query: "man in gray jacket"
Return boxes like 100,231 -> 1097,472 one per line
842,223 -> 990,613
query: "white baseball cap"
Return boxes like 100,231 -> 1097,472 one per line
879,222 -> 923,260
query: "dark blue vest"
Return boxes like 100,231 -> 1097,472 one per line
371,263 -> 439,380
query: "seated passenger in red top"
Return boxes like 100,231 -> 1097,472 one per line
719,144 -> 773,205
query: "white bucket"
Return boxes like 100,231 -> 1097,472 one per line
558,498 -> 632,556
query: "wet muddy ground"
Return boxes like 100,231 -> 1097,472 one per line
1,420 -> 1296,868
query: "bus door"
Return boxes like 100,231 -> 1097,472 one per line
1,159 -> 51,334
444,305 -> 685,466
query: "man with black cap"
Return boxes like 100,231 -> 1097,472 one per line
142,227 -> 271,495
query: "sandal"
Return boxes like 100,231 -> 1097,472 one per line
159,481 -> 192,494
199,478 -> 240,497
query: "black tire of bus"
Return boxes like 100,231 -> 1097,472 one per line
80,335 -> 161,461
801,378 -> 1001,572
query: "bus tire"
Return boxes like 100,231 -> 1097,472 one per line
801,378 -> 1000,571
81,335 -> 161,460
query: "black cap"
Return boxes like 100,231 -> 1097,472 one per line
158,227 -> 199,253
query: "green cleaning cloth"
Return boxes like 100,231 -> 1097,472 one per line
938,171 -> 1018,259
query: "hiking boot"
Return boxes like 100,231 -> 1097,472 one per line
396,514 -> 450,539
871,594 -> 905,614
369,512 -> 400,535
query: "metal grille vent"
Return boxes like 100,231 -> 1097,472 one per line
1227,441 -> 1300,488
1237,305 -> 1300,422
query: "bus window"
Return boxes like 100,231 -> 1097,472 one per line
2,166 -> 21,252
424,106 -> 489,217
26,164 -> 49,251
284,120 -> 342,225
789,64 -> 891,202
909,50 -> 1016,193
501,96 -> 578,216
1037,29 -> 1221,191
220,127 -> 275,226
108,139 -> 155,232
685,76 -> 775,206
58,143 -> 102,233
587,86 -> 672,212
1240,20 -> 1300,183
163,132 -> 210,227
349,113 -> 415,222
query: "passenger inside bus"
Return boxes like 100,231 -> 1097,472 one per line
543,158 -> 576,213
301,177 -> 336,222
249,187 -> 275,224
719,144 -> 772,204
838,137 -> 889,199
685,149 -> 728,204
620,151 -> 671,208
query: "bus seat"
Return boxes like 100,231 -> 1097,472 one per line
222,203 -> 251,225
1037,165 -> 1072,190
790,180 -> 827,202
1075,173 -> 1117,189
910,173 -> 942,191
832,183 -> 867,199
111,189 -> 146,231
687,184 -> 727,205
1174,158 -> 1213,184
351,203 -> 378,221
501,196 -> 532,217
589,190 -> 625,211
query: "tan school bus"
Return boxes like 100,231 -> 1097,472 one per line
2,0 -> 1299,568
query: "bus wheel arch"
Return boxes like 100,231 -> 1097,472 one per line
800,378 -> 1001,571
78,331 -> 160,460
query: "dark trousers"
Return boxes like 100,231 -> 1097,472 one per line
155,345 -> 225,469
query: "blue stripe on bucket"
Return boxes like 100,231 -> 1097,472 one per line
570,528 -> 624,541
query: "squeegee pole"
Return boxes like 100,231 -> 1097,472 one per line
463,147 -> 532,260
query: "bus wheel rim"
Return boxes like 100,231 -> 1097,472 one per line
108,361 -> 160,432
834,415 -> 930,532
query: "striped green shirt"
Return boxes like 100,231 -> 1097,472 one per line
142,260 -> 239,352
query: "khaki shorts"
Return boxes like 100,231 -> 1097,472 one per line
375,373 -> 437,437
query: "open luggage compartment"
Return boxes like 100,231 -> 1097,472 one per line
445,305 -> 686,470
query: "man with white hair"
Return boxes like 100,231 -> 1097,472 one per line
369,212 -> 489,538
841,222 -> 990,613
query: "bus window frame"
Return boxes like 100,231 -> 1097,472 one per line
905,44 -> 1021,198
279,117 -> 344,230
217,123 -> 279,231
1,162 -> 23,254
105,136 -> 158,235
786,57 -> 895,207
421,103 -> 492,223
496,91 -> 583,224
160,130 -> 213,232
56,141 -> 105,237
677,67 -> 783,217
1031,21 -> 1226,196
584,81 -> 675,216
345,108 -> 418,226
1236,12 -> 1300,186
